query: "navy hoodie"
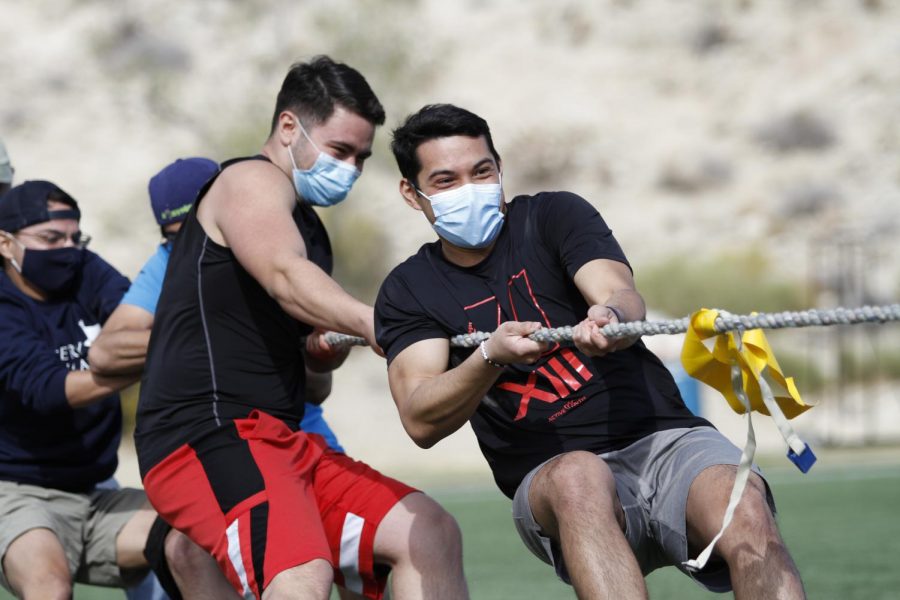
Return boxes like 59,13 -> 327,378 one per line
0,250 -> 129,492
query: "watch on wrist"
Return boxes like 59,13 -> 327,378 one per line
605,305 -> 624,323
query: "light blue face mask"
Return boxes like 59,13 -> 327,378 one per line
417,175 -> 505,249
288,118 -> 361,207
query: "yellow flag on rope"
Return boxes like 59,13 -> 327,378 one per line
680,308 -> 817,571
680,308 -> 812,419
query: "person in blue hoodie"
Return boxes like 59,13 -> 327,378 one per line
0,180 -> 200,599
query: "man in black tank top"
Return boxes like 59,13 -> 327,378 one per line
135,57 -> 469,600
376,104 -> 805,598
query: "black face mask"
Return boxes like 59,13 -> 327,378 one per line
19,246 -> 85,296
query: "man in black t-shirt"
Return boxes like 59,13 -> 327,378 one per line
376,104 -> 806,599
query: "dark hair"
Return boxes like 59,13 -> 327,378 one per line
270,55 -> 385,133
391,104 -> 501,187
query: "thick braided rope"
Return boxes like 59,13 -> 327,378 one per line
323,304 -> 900,348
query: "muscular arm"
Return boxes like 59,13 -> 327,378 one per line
204,162 -> 377,347
304,369 -> 332,405
65,370 -> 140,408
571,258 -> 646,355
387,322 -> 547,448
573,258 -> 645,321
89,304 -> 154,376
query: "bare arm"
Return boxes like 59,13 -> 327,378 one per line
89,304 -> 154,376
204,162 -> 378,347
303,329 -> 352,374
65,370 -> 140,408
571,258 -> 646,356
387,321 -> 547,448
300,329 -> 353,404
304,369 -> 332,405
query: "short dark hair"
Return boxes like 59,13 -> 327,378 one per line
270,55 -> 385,133
391,104 -> 501,187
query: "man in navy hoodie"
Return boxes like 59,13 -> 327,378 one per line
0,181 -> 191,599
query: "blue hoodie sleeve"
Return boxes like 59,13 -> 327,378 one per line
80,251 -> 131,323
120,245 -> 168,315
0,300 -> 70,414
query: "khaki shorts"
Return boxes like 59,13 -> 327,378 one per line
0,480 -> 149,592
512,427 -> 775,593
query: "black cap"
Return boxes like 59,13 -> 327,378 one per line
0,180 -> 81,232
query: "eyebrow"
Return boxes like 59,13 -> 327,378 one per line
426,158 -> 495,181
328,141 -> 354,152
328,140 -> 371,160
426,169 -> 457,181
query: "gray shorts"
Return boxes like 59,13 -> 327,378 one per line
512,426 -> 775,593
0,480 -> 150,592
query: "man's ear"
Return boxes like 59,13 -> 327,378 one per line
0,233 -> 15,261
276,111 -> 299,146
399,179 -> 423,211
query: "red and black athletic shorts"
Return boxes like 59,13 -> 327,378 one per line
142,410 -> 416,599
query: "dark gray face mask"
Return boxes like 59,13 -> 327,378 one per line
18,245 -> 85,296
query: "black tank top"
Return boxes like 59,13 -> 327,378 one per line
135,155 -> 333,475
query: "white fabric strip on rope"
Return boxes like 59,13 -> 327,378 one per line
684,332 -> 758,572
684,328 -> 816,571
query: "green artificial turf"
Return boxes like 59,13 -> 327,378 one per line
3,463 -> 897,599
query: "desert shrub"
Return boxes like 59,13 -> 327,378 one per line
657,155 -> 733,194
754,110 -> 837,153
691,20 -> 732,55
771,348 -> 827,393
504,126 -> 590,190
635,250 -> 806,318
319,208 -> 393,303
778,182 -> 842,218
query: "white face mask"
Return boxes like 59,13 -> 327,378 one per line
417,175 -> 504,249
288,117 -> 360,207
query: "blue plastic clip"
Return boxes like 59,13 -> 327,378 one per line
787,444 -> 817,473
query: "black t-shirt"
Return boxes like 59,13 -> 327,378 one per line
376,191 -> 709,498
135,155 -> 333,475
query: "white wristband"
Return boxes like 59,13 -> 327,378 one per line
479,340 -> 505,368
